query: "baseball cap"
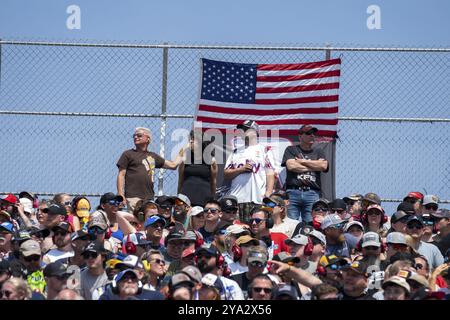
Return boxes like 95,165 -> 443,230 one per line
19,239 -> 41,257
285,234 -> 308,246
171,273 -> 195,287
272,252 -> 300,264
298,124 -> 318,134
75,198 -> 91,218
195,246 -> 220,257
0,222 -> 14,233
225,224 -> 249,236
190,206 -> 204,216
19,191 -> 35,202
237,120 -> 259,133
122,233 -> 151,247
361,232 -> 381,248
263,195 -> 285,208
403,192 -> 424,201
343,221 -> 364,233
431,208 -> 450,219
321,214 -> 344,230
396,202 -> 415,215
155,195 -> 176,206
312,198 -> 330,209
43,261 -> 72,278
423,195 -> 439,206
115,254 -> 143,269
70,230 -> 92,242
235,235 -> 259,247
382,276 -> 411,293
0,260 -> 10,273
398,270 -> 429,288
363,192 -> 381,205
274,284 -> 299,300
343,194 -> 363,204
247,248 -> 267,265
144,215 -> 165,229
87,217 -> 108,230
12,230 -> 31,243
0,194 -> 17,204
366,204 -> 384,214
219,196 -> 238,212
407,216 -> 424,227
82,242 -> 105,255
309,230 -> 327,246
100,192 -> 124,204
386,232 -> 407,245
52,222 -> 73,233
181,266 -> 202,284
165,223 -> 186,245
342,259 -> 370,276
114,269 -> 138,282
0,210 -> 11,221
43,204 -> 67,216
29,226 -> 50,239
330,199 -> 347,211
390,210 -> 409,224
319,254 -> 347,268
175,194 -> 191,207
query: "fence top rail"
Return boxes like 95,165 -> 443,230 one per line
1,110 -> 450,123
1,40 -> 450,52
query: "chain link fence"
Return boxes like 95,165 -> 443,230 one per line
1,40 -> 449,214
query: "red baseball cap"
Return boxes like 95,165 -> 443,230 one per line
0,194 -> 17,204
403,192 -> 424,201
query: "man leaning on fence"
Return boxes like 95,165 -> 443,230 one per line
117,127 -> 185,212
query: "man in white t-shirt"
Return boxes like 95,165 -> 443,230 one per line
43,222 -> 74,264
224,120 -> 275,223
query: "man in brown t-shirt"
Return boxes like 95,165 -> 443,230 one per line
117,127 -> 184,212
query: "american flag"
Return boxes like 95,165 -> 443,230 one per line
195,58 -> 341,138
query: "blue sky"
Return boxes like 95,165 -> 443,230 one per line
0,1 -> 449,213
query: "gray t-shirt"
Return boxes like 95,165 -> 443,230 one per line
417,241 -> 444,270
80,269 -> 109,300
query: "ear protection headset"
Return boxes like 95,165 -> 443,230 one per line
361,208 -> 388,226
193,230 -> 204,249
316,264 -> 327,276
232,243 -> 243,262
247,274 -> 276,299
303,237 -> 314,256
194,249 -> 225,268
111,275 -> 143,295
250,207 -> 274,229
122,234 -> 137,255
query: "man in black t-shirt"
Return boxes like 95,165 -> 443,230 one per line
117,127 -> 184,212
281,125 -> 328,223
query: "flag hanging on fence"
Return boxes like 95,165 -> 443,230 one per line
195,58 -> 341,138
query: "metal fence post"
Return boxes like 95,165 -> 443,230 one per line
325,43 -> 336,200
158,43 -> 169,196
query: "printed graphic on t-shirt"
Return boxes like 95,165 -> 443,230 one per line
142,156 -> 156,184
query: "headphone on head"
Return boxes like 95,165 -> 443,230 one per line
111,274 -> 143,295
361,208 -> 388,226
303,237 -> 314,256
193,230 -> 204,249
231,243 -> 243,262
250,207 -> 274,229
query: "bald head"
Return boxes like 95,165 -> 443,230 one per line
54,289 -> 84,300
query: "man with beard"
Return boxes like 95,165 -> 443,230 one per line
322,214 -> 358,258
19,239 -> 46,295
99,269 -> 165,300
43,222 -> 74,264
43,261 -> 73,300
340,258 -> 376,300
195,246 -> 244,300
316,254 -> 347,291
173,194 -> 191,229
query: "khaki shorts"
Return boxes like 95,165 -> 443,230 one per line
126,197 -> 142,213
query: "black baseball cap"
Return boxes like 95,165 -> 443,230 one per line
330,199 -> 347,211
43,204 -> 67,216
43,261 -> 72,278
219,196 -> 238,212
390,211 -> 409,224
100,193 -> 124,204
397,202 -> 415,215
237,120 -> 259,132
82,242 -> 106,255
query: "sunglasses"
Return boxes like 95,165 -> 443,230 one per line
332,209 -> 345,214
82,252 -> 99,259
347,201 -> 356,206
407,224 -> 423,230
76,236 -> 91,241
414,263 -> 425,270
422,219 -> 434,226
160,205 -> 172,210
204,208 -> 219,214
222,209 -> 237,214
364,246 -> 380,251
54,231 -> 69,237
89,227 -> 106,234
327,263 -> 342,271
249,261 -> 265,268
249,218 -> 265,225
405,198 -> 419,204
133,133 -> 145,138
367,211 -> 381,216
32,232 -> 46,239
24,255 -> 41,262
252,287 -> 272,294
264,202 -> 277,208
389,243 -> 408,251
106,200 -> 120,206
424,204 -> 438,211
314,207 -> 328,212
0,290 -> 13,298
150,258 -> 166,266
122,274 -> 138,282
63,201 -> 72,206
